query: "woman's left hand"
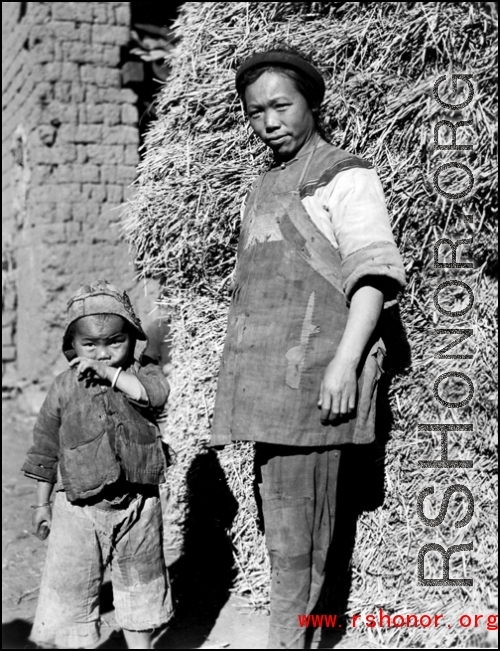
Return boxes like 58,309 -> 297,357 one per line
318,357 -> 358,424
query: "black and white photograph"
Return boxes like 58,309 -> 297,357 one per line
2,2 -> 498,649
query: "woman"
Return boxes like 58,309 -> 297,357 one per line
210,48 -> 406,649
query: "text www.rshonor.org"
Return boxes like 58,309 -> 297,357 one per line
297,610 -> 498,630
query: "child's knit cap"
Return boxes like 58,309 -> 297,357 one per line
62,279 -> 147,361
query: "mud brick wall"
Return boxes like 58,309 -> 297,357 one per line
2,2 -> 142,388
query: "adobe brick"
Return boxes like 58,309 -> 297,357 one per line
2,345 -> 16,362
31,165 -> 55,186
124,145 -> 139,166
75,125 -> 102,143
92,25 -> 130,46
78,104 -> 87,124
93,4 -> 109,24
30,61 -> 46,82
100,165 -> 117,184
58,145 -> 78,164
54,21 -> 91,43
84,144 -> 105,163
62,41 -> 100,65
2,309 -> 16,327
2,288 -> 17,313
32,184 -> 79,204
52,3 -> 77,21
87,144 -> 124,163
72,203 -> 89,222
106,185 -> 123,204
54,165 -> 76,185
29,24 -> 49,47
102,127 -> 124,145
103,126 -> 139,146
33,2 -> 51,20
35,203 -> 58,224
31,41 -> 54,64
54,82 -> 72,103
53,41 -> 64,62
59,124 -> 77,142
114,4 -> 131,26
76,145 -> 90,164
86,105 -> 104,124
49,102 -> 78,124
28,193 -> 57,213
29,147 -> 59,165
116,165 -> 137,183
50,21 -> 77,41
83,184 -> 106,203
53,184 -> 82,202
37,223 -> 67,244
83,226 -> 121,246
56,203 -> 73,223
65,222 -> 82,242
71,83 -> 86,103
77,165 -> 100,183
101,88 -> 137,104
85,223 -> 123,244
121,103 -> 138,126
80,65 -> 98,84
102,47 -> 121,67
95,67 -> 121,89
85,85 -> 101,105
102,104 -> 121,126
61,62 -> 80,83
63,41 -> 88,65
74,3 -> 94,22
2,325 -> 15,347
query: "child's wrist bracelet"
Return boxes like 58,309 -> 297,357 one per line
31,503 -> 52,509
111,367 -> 122,389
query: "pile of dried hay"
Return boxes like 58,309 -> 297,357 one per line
123,2 -> 498,646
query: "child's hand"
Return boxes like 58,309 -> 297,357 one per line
32,505 -> 52,539
69,357 -> 111,383
318,357 -> 358,425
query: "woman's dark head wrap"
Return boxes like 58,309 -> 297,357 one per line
235,49 -> 325,105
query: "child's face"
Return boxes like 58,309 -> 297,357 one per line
72,315 -> 133,368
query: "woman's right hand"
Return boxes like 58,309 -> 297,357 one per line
32,505 -> 52,538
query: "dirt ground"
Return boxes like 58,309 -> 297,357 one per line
3,398 -> 368,650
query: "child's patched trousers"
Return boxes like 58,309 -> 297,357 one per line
31,489 -> 172,649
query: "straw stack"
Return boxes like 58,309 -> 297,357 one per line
123,3 -> 498,646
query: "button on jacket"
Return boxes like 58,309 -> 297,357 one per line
22,360 -> 170,502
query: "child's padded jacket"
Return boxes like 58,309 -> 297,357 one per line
22,359 -> 170,502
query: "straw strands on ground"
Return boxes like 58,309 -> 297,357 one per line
123,3 -> 498,647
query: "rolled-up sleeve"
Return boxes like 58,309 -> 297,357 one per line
136,360 -> 171,410
324,167 -> 406,305
21,381 -> 62,483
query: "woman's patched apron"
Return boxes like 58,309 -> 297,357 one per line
210,144 -> 384,448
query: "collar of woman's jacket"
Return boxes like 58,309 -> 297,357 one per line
62,279 -> 148,362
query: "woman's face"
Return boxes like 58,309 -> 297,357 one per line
244,71 -> 317,162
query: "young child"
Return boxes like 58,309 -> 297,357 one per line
22,280 -> 173,649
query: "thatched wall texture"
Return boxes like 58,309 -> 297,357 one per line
124,2 -> 498,647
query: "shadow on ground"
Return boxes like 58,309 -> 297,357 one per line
2,619 -> 37,649
155,448 -> 239,649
